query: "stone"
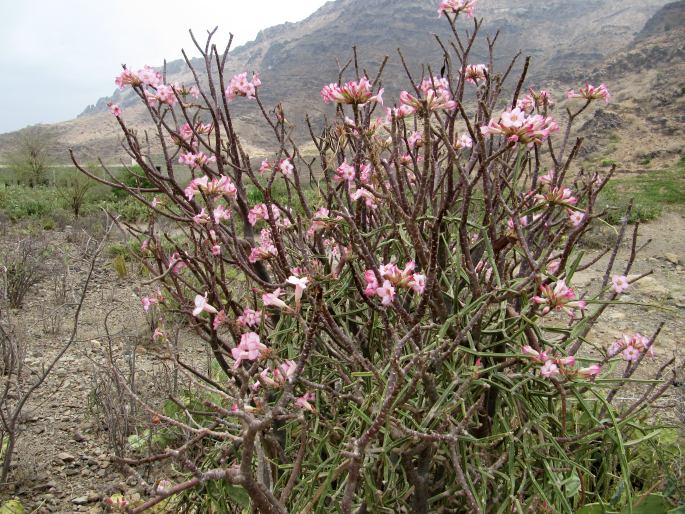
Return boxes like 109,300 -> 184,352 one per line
664,252 -> 681,265
633,276 -> 670,298
57,452 -> 76,462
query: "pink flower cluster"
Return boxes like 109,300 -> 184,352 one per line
566,83 -> 610,103
399,76 -> 457,114
532,279 -> 587,316
462,64 -> 488,84
481,107 -> 559,145
611,275 -> 629,294
249,229 -> 278,263
225,72 -> 261,102
534,185 -> 578,207
320,78 -> 384,106
254,360 -> 297,390
454,132 -> 473,150
247,203 -> 290,227
518,88 -> 554,113
115,65 -> 162,89
237,308 -> 262,328
608,333 -> 654,362
232,332 -> 268,368
178,151 -> 217,170
108,103 -> 122,117
146,84 -> 177,107
438,0 -> 477,17
364,261 -> 426,306
179,122 -> 212,142
183,175 -> 237,201
522,346 -> 602,379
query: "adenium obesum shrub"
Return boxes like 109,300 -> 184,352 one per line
75,3 -> 676,513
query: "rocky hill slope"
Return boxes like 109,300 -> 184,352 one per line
0,0 -> 674,164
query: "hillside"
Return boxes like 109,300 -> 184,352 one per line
0,0 -> 674,164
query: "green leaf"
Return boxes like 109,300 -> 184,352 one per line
0,500 -> 25,514
667,506 -> 685,514
632,494 -> 673,514
562,473 -> 581,498
575,503 -> 604,514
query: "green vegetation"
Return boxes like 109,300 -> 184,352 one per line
598,156 -> 685,224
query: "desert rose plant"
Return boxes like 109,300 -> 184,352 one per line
73,2 -> 677,512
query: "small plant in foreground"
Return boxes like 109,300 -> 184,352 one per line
73,3 -> 680,512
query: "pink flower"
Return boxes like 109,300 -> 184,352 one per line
192,293 -> 219,317
376,280 -> 396,306
532,279 -> 587,316
385,105 -> 416,121
154,84 -> 177,106
109,103 -> 122,117
277,159 -> 294,177
320,78 -> 383,106
578,364 -> 602,378
438,0 -> 477,17
213,205 -> 231,224
566,83 -> 610,103
364,270 -> 379,296
611,275 -> 629,294
225,72 -> 261,102
295,392 -> 316,412
141,296 -> 157,312
193,208 -> 210,225
168,252 -> 186,274
210,244 -> 221,256
189,85 -> 201,98
350,188 -> 378,209
262,288 -> 289,311
178,152 -> 216,170
410,274 -> 427,295
335,161 -> 356,182
237,308 -> 262,327
287,275 -> 309,308
622,346 -> 641,362
231,332 -> 268,368
407,131 -> 423,150
274,360 -> 298,384
152,327 -> 166,341
481,108 -> 559,146
540,360 -> 560,378
212,310 -> 227,330
534,186 -> 578,207
400,88 -> 456,113
568,210 -> 585,228
546,259 -> 561,275
521,345 -> 549,363
259,159 -> 271,174
462,64 -> 488,84
455,133 -> 473,150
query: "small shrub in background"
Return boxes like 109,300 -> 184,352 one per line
73,2 -> 682,512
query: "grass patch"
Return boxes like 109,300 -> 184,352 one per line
598,156 -> 685,224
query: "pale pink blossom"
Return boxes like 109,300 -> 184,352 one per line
287,275 -> 309,308
278,158 -> 294,177
385,105 -> 416,122
532,279 -> 587,316
410,274 -> 427,295
521,345 -> 549,363
152,327 -> 166,341
534,186 -> 578,207
168,252 -> 186,274
178,152 -> 217,170
231,332 -> 268,367
438,0 -> 477,17
141,296 -> 157,312
259,159 -> 271,174
546,259 -> 561,275
540,360 -> 560,378
193,208 -> 210,225
400,88 -> 456,113
237,308 -> 262,327
225,72 -> 261,102
566,83 -> 610,103
462,64 -> 488,84
568,210 -> 586,228
578,364 -> 602,378
611,275 -> 629,294
213,205 -> 231,224
350,188 -> 378,209
376,280 -> 396,306
109,103 -> 122,117
454,133 -> 473,150
295,392 -> 316,412
407,131 -> 423,150
262,288 -> 289,311
320,78 -> 383,106
334,161 -> 356,182
212,310 -> 227,330
189,85 -> 201,98
274,360 -> 297,385
481,108 -> 559,145
192,293 -> 219,317
210,244 -> 221,256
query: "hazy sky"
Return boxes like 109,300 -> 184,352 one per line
0,0 -> 329,134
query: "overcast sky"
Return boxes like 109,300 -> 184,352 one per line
0,0 -> 329,134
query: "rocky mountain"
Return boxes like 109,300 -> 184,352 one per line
577,0 -> 684,169
0,0 -> 675,164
